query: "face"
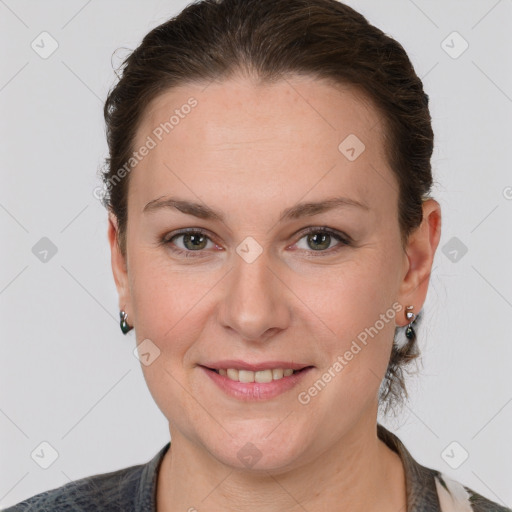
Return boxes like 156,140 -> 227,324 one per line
109,75 -> 439,471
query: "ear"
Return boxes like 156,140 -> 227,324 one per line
396,198 -> 442,326
107,212 -> 131,314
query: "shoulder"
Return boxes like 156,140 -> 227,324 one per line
432,469 -> 511,512
376,424 -> 511,512
1,460 -> 146,512
2,442 -> 170,512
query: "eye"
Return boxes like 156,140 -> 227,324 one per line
163,229 -> 218,257
292,227 -> 351,255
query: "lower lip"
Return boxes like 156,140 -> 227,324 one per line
200,366 -> 313,401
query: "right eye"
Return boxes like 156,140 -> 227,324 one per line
162,229 -> 220,257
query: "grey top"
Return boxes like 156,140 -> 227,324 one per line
3,424 -> 510,511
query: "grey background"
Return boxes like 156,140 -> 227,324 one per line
1,0 -> 511,508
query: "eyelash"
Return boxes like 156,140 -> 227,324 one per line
161,226 -> 352,258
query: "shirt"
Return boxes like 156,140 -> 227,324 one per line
3,424 -> 511,511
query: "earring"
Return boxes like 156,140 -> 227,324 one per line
119,310 -> 133,334
405,305 -> 416,340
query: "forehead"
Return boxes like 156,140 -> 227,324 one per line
129,75 -> 396,220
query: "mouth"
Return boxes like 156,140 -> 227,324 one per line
199,361 -> 314,401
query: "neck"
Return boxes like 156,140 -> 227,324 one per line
156,414 -> 407,512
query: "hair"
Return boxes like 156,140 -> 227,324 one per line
101,0 -> 434,415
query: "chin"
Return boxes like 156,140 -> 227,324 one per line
199,418 -> 312,473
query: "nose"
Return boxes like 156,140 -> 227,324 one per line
218,250 -> 291,343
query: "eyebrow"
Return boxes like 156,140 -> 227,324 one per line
142,195 -> 370,222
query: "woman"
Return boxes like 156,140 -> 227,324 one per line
4,0 -> 510,511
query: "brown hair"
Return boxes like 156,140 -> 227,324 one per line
101,0 -> 434,414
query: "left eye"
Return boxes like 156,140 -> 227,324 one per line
293,228 -> 349,253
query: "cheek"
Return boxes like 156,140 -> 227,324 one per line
128,253 -> 213,431
296,247 -> 400,339
129,253 -> 210,354
295,246 -> 401,401
126,245 -> 188,358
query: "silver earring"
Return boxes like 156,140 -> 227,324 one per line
405,305 -> 416,340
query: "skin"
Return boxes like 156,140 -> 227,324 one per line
108,74 -> 441,512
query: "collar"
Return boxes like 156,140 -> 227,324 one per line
377,423 -> 442,511
135,441 -> 170,511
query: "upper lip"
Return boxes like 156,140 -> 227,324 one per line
201,360 -> 313,372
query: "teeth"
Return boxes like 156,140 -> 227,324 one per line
216,368 -> 299,382
273,368 -> 284,380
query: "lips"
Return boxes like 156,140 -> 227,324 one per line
200,363 -> 314,401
